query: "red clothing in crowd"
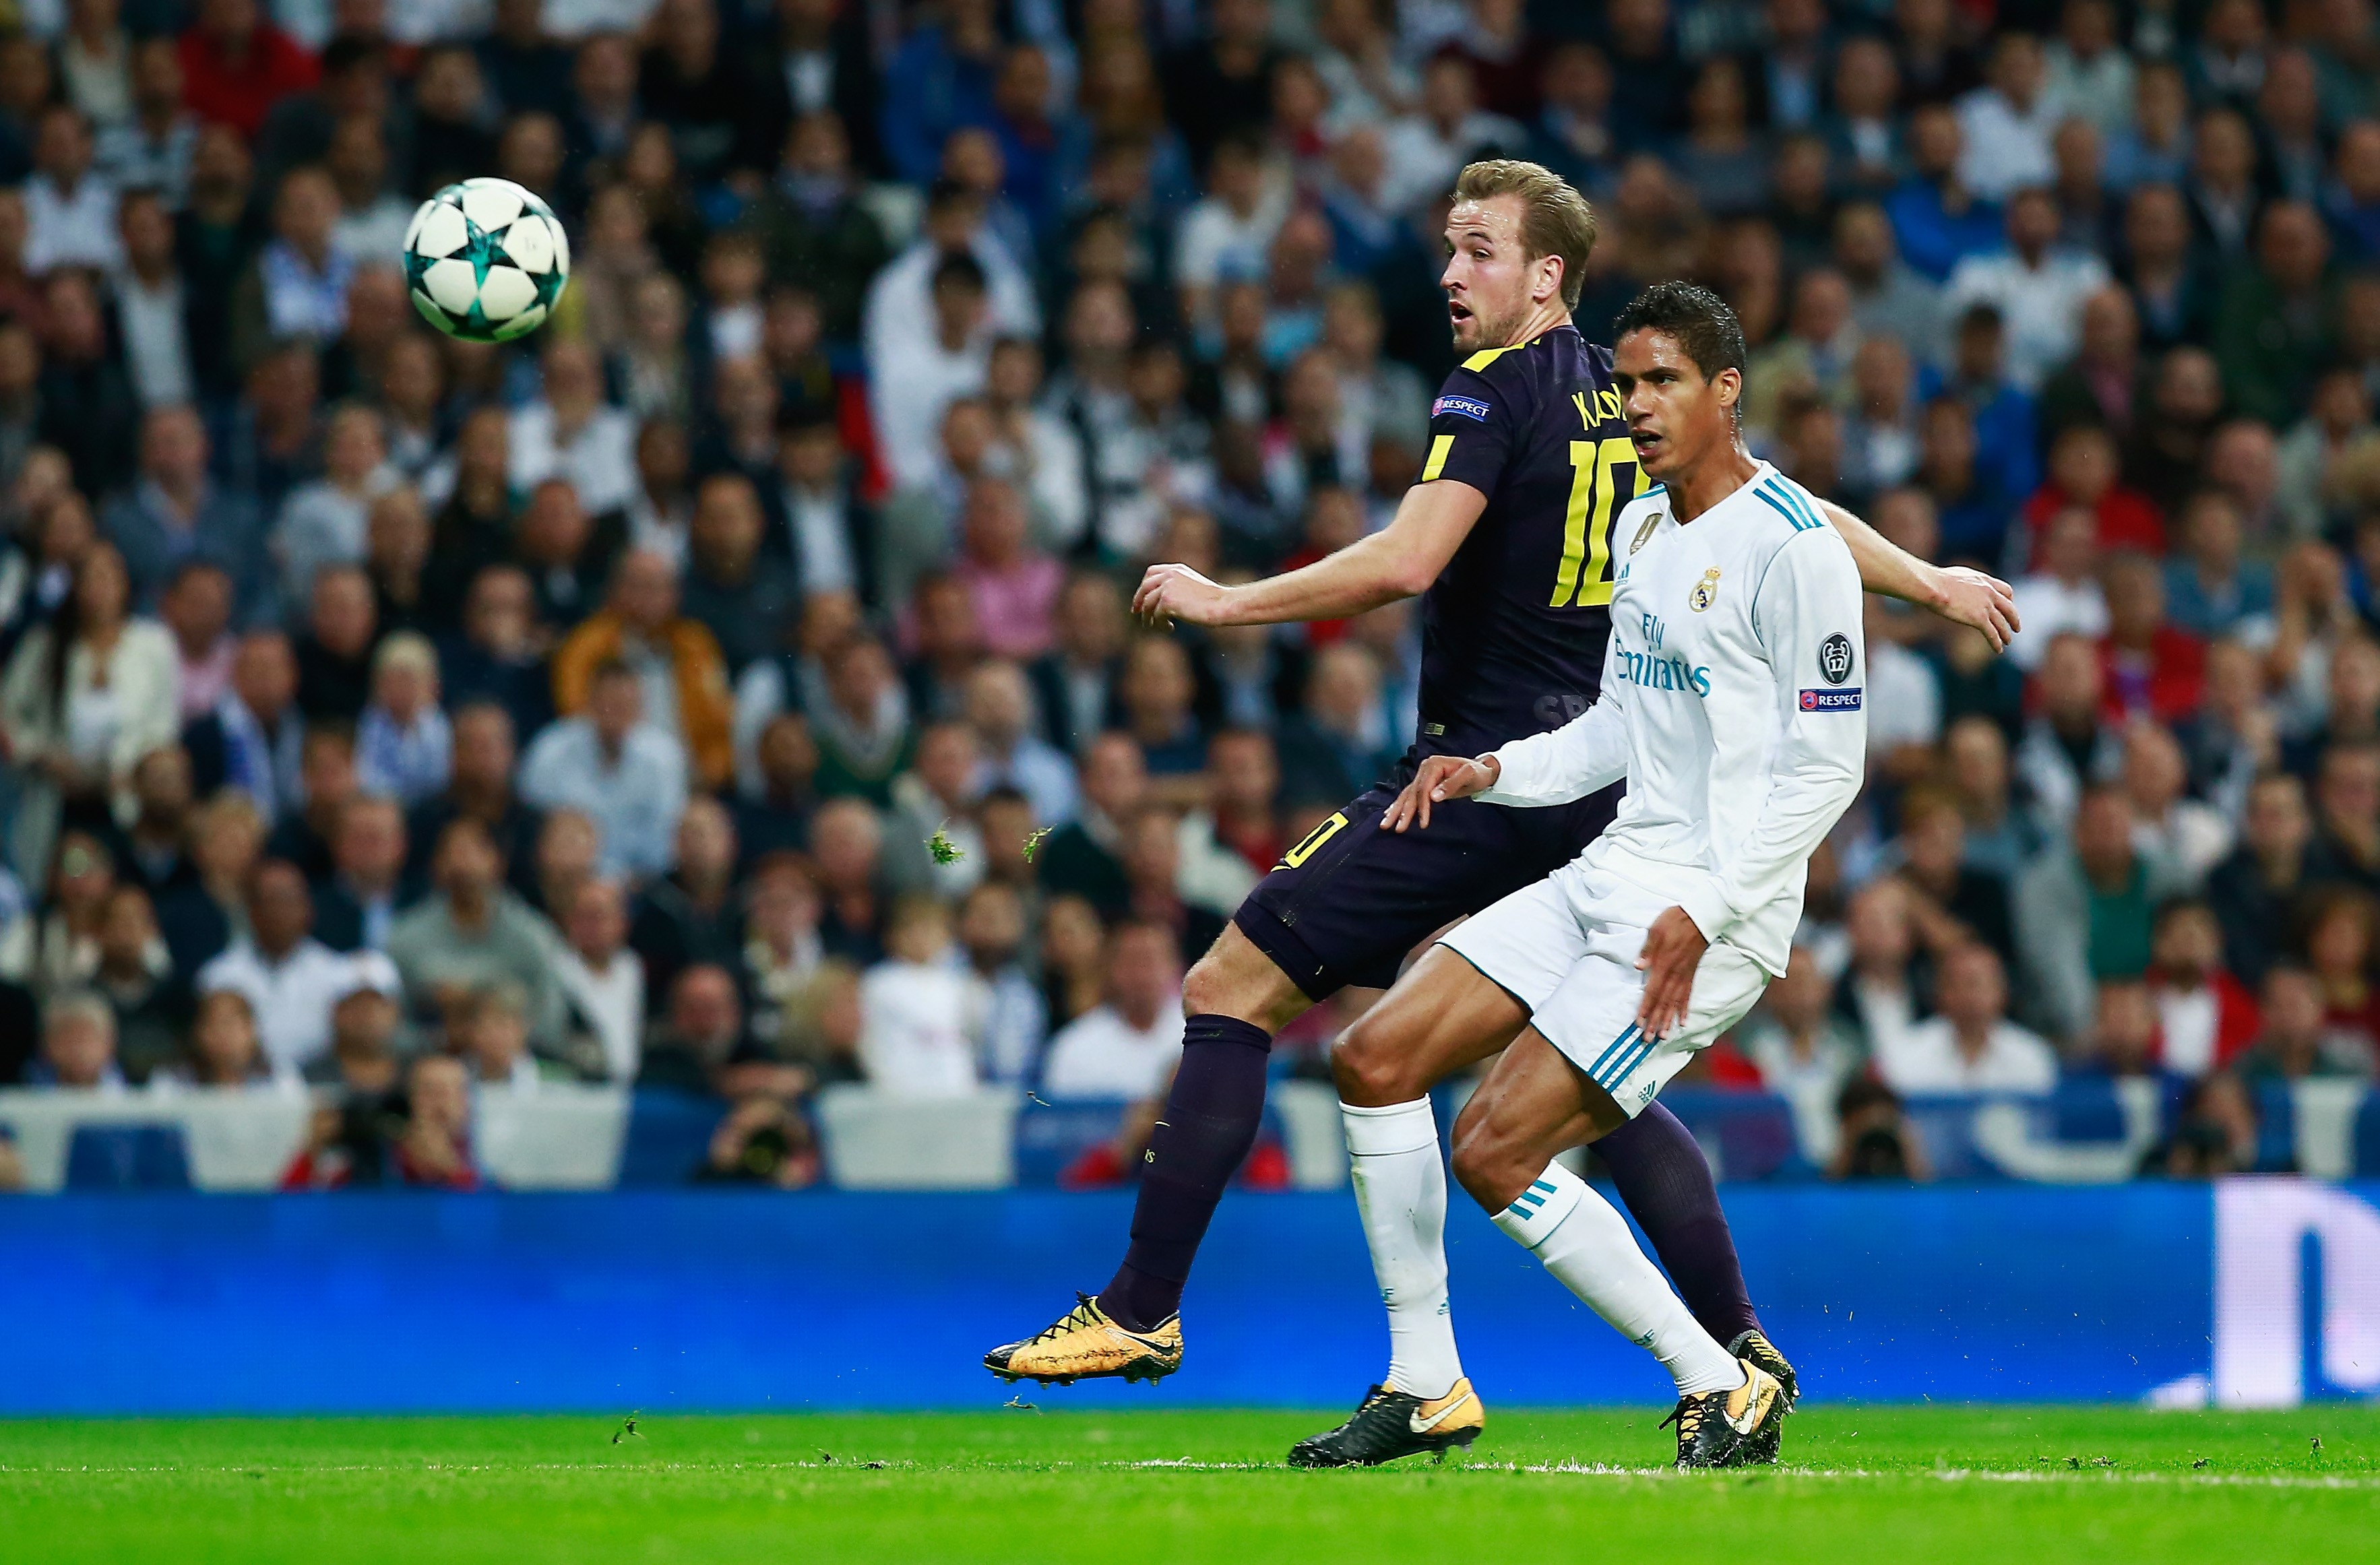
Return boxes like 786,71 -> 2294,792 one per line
2147,969 -> 2261,1075
2022,481 -> 2166,561
2099,627 -> 2205,722
179,23 -> 319,139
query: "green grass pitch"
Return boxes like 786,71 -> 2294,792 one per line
5,1405 -> 2376,1564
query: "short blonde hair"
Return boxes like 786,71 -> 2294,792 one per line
1452,160 -> 1598,310
372,631 -> 439,684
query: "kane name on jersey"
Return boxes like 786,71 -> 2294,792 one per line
1413,324 -> 1648,754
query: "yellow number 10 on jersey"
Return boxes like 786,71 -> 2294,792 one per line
1551,436 -> 1646,608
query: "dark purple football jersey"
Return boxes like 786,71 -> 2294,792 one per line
1412,323 -> 1651,755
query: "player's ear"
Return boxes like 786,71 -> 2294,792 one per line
1536,253 -> 1563,307
1714,366 -> 1742,410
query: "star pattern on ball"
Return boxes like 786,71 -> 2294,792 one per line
404,179 -> 569,344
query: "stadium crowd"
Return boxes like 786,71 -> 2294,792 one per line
1,0 -> 2378,1189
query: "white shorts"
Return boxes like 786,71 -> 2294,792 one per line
1437,860 -> 1771,1117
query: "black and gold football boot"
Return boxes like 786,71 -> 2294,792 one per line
982,1293 -> 1183,1386
1286,1377 -> 1484,1467
1728,1329 -> 1798,1464
1663,1360 -> 1784,1469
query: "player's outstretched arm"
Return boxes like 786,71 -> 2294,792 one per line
1133,480 -> 1489,628
1821,499 -> 2020,652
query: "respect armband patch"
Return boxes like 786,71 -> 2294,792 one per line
1433,395 -> 1493,422
1799,688 -> 1862,711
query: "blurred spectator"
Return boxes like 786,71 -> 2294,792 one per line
0,829 -> 113,997
2206,771 -> 2316,989
157,563 -> 237,724
30,988 -> 123,1089
2122,720 -> 2231,887
954,478 -> 1062,661
520,658 -> 688,880
117,744 -> 197,901
2237,963 -> 2375,1081
195,857 -> 350,1075
313,794 -> 409,955
266,725 -> 356,885
809,795 -> 886,965
2015,780 -> 2189,1042
679,474 -> 797,680
386,817 -> 565,1049
1737,944 -> 1865,1166
353,633 -> 450,808
856,894 -> 984,1097
629,796 -> 743,1007
274,404 -> 394,610
88,883 -> 182,1081
2009,507 -> 2107,670
454,981 -> 562,1093
1944,187 -> 2108,391
1876,941 -> 2060,1091
292,565 -> 377,724
1827,1075 -> 1930,1180
965,659 -> 1077,828
1894,786 -> 2014,963
2145,897 -> 2259,1077
811,633 -> 912,806
698,1095 -> 822,1188
106,406 -> 270,625
1037,730 -> 1144,915
551,548 -> 733,792
2305,739 -> 2380,891
1041,917 -> 1185,1099
1,541 -> 179,882
154,790 -> 261,975
154,986 -> 282,1090
957,879 -> 1043,1087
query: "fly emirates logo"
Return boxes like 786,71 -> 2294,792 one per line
1614,611 -> 1711,698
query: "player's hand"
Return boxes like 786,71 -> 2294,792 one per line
1930,565 -> 2020,653
1380,753 -> 1499,833
1133,563 -> 1236,627
1633,906 -> 1708,1041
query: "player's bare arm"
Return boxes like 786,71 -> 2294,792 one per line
1133,477 -> 1488,627
1826,501 -> 2020,651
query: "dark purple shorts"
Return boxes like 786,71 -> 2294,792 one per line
1233,753 -> 1623,1000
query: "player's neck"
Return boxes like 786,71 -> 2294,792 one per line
1495,302 -> 1570,348
1664,441 -> 1763,525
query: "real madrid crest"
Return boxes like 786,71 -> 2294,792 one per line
1689,566 -> 1720,612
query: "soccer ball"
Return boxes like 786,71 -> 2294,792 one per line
402,178 -> 571,344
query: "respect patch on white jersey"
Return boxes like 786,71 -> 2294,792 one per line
1800,688 -> 1862,711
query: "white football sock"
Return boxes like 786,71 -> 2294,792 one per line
1341,1097 -> 1464,1400
1491,1159 -> 1744,1397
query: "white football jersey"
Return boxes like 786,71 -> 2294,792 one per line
1476,462 -> 1867,976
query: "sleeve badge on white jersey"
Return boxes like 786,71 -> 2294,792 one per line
1818,632 -> 1855,684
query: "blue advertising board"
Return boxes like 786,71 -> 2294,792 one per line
0,1181 -> 2374,1415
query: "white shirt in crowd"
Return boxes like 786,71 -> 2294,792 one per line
509,401 -> 641,516
1875,1017 -> 2061,1094
1941,245 -> 2112,391
557,947 -> 646,1083
858,959 -> 988,1098
196,938 -> 358,1075
2007,571 -> 2109,670
1040,1000 -> 1187,1100
517,717 -> 689,881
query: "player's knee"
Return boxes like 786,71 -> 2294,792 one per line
1179,949 -> 1232,1018
1448,1110 -> 1530,1213
1329,1016 -> 1423,1106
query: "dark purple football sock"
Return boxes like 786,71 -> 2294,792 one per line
1596,1101 -> 1763,1346
1097,1015 -> 1273,1331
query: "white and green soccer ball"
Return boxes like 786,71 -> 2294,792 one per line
402,177 -> 571,344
